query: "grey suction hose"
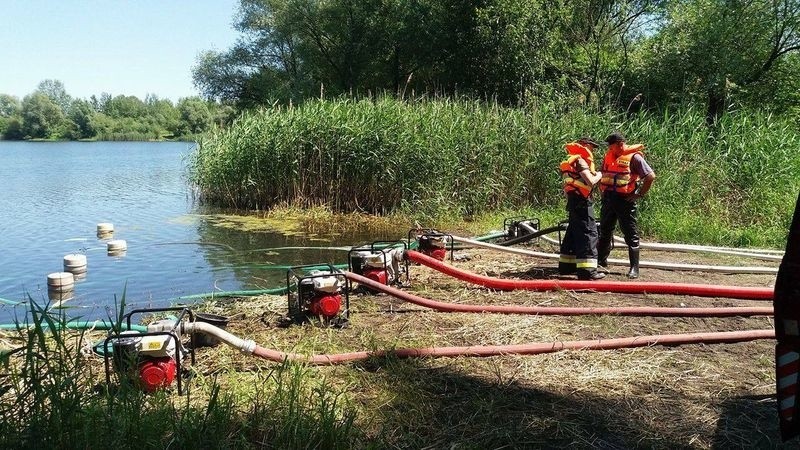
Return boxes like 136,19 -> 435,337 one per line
609,236 -> 782,261
453,235 -> 778,274
179,321 -> 257,354
538,234 -> 781,262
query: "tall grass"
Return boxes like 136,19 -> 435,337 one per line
189,97 -> 799,247
0,301 -> 360,449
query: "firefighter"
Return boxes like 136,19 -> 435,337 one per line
559,137 -> 605,280
597,132 -> 656,279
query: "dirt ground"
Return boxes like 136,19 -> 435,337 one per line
194,239 -> 785,449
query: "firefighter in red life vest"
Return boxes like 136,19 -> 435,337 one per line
597,132 -> 656,279
558,137 -> 605,280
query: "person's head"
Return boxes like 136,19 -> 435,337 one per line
605,132 -> 625,150
578,137 -> 600,149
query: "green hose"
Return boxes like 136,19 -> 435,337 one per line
172,286 -> 290,301
473,231 -> 507,242
0,320 -> 147,332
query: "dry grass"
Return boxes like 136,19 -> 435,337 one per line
172,240 -> 785,449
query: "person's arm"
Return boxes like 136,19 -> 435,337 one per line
627,172 -> 655,202
579,168 -> 601,187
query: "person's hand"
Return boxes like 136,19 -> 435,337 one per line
625,193 -> 641,203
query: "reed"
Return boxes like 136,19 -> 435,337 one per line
190,97 -> 799,247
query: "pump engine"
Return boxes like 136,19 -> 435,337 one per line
286,265 -> 349,325
102,307 -> 197,394
348,241 -> 408,291
409,229 -> 453,261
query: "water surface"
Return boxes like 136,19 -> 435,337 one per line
0,141 -> 382,322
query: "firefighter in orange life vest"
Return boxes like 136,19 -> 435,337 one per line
597,132 -> 656,279
558,137 -> 605,280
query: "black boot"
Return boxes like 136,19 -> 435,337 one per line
577,269 -> 606,280
597,240 -> 612,269
627,247 -> 640,279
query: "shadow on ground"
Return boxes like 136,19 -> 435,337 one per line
353,358 -> 786,449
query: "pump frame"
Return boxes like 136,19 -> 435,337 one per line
102,306 -> 196,395
503,216 -> 541,239
347,240 -> 410,286
286,264 -> 351,324
407,228 -> 455,261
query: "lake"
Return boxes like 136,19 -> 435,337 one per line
0,141 -> 381,322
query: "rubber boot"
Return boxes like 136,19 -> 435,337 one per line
597,241 -> 612,272
577,269 -> 606,280
627,247 -> 640,279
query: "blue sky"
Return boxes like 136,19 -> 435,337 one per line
0,0 -> 240,102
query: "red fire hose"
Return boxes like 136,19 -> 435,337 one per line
251,329 -> 774,365
406,250 -> 774,301
344,271 -> 773,317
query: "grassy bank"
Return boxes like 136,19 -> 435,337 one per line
0,303 -> 361,449
0,244 -> 784,448
190,97 -> 799,247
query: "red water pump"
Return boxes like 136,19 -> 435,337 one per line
348,241 -> 409,291
102,307 -> 197,394
286,265 -> 349,325
409,229 -> 453,261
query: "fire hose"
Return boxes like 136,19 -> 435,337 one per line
452,234 -> 779,274
176,320 -> 774,366
535,234 -> 782,262
405,250 -> 773,300
344,270 -> 772,316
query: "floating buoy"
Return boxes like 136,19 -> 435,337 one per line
63,254 -> 87,274
107,240 -> 127,252
97,223 -> 114,233
48,286 -> 74,304
47,272 -> 75,290
97,223 -> 114,239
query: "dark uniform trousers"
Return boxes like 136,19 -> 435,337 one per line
597,191 -> 640,262
559,193 -> 599,275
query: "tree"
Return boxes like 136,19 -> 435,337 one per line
36,79 -> 72,114
21,92 -> 64,139
0,94 -> 21,117
66,98 -> 96,139
105,95 -> 147,118
631,0 -> 800,122
544,0 -> 660,109
175,97 -> 213,135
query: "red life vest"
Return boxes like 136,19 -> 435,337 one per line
560,143 -> 596,198
600,144 -> 645,194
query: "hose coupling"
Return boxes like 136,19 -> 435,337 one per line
240,340 -> 256,354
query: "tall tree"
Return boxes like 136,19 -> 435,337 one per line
20,92 -> 64,139
631,0 -> 800,122
36,80 -> 72,114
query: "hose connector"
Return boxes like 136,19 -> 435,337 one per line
240,340 -> 256,354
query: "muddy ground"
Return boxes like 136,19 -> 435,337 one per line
193,239 -> 784,449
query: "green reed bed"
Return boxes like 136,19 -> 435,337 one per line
190,97 -> 799,247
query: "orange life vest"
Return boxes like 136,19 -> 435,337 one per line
560,143 -> 596,198
599,144 -> 645,194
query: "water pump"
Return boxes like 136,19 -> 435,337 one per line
285,264 -> 349,326
408,229 -> 453,261
348,241 -> 408,291
101,307 -> 197,394
504,216 -> 541,240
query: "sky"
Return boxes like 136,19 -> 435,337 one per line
0,0 -> 241,102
